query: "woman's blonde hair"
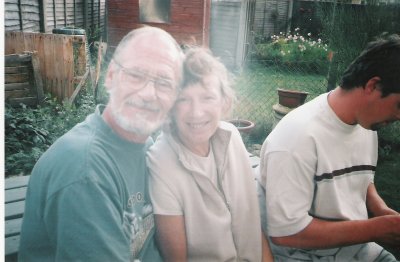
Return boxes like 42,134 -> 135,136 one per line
182,47 -> 235,114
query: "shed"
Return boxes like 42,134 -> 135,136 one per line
107,0 -> 211,50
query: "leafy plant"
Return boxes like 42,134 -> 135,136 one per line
254,28 -> 330,75
5,91 -> 96,177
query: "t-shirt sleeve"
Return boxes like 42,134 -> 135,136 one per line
44,177 -> 130,261
264,151 -> 314,237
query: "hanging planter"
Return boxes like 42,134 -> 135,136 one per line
277,88 -> 309,108
227,119 -> 255,134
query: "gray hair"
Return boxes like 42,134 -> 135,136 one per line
182,47 -> 235,113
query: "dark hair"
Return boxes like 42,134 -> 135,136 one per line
340,34 -> 400,97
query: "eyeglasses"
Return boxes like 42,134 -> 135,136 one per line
113,59 -> 177,97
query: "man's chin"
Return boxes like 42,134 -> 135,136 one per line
117,116 -> 163,136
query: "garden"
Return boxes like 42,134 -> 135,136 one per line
4,1 -> 400,258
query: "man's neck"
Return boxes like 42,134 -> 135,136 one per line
327,87 -> 361,125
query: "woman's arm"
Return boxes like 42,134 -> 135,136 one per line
155,214 -> 187,262
262,232 -> 274,262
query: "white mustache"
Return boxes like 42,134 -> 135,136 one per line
126,99 -> 160,112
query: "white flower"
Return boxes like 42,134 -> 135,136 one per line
295,27 -> 300,31
307,33 -> 311,36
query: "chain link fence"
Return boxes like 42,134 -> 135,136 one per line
228,58 -> 330,147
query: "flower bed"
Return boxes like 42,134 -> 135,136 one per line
254,28 -> 330,75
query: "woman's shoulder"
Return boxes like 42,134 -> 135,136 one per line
147,132 -> 178,168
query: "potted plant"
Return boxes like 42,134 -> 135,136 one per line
277,88 -> 309,108
227,119 -> 255,134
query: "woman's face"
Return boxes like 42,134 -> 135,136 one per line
173,75 -> 226,155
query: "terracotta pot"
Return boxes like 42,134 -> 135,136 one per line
227,119 -> 255,133
277,88 -> 309,108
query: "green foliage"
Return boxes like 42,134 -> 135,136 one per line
254,29 -> 330,75
378,121 -> 400,148
5,91 -> 96,177
316,2 -> 400,85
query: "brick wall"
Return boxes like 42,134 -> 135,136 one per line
107,0 -> 211,49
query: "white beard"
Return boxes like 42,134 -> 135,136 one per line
107,86 -> 167,136
112,109 -> 162,136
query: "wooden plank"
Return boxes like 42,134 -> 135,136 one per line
43,33 -> 55,95
54,34 -> 64,100
5,82 -> 31,91
5,188 -> 27,204
5,66 -> 30,74
69,70 -> 89,103
15,32 -> 26,54
5,32 -> 19,54
5,218 -> 23,237
5,176 -> 30,190
31,51 -> 45,102
5,201 -> 25,220
63,35 -> 74,99
4,32 -> 15,54
31,33 -> 47,93
5,235 -> 20,256
8,97 -> 38,106
5,89 -> 32,99
74,36 -> 87,77
5,53 -> 32,65
5,74 -> 30,83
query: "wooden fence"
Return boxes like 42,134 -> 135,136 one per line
4,0 -> 106,39
5,31 -> 87,102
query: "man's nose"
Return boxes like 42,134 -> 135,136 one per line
137,80 -> 157,100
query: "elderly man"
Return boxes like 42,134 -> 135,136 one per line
19,26 -> 184,261
259,34 -> 400,261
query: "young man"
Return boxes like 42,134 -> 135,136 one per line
18,26 -> 184,261
259,34 -> 400,261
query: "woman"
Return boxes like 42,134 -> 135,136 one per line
147,47 -> 273,261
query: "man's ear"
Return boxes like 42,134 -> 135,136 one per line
364,76 -> 382,94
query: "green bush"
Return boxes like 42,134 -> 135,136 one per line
254,29 -> 330,75
5,91 -> 96,177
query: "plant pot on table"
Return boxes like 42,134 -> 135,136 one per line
227,119 -> 255,134
277,88 -> 309,108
